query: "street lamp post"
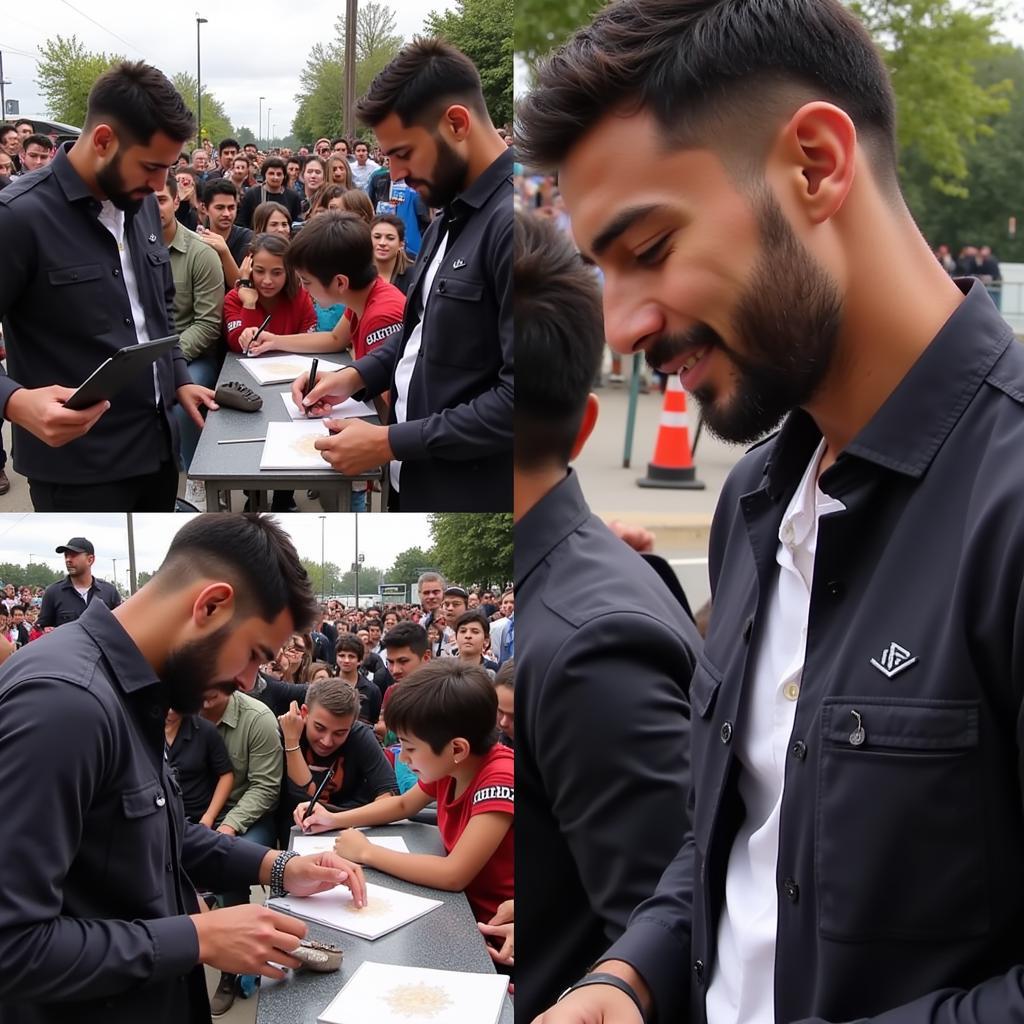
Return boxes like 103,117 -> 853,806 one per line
258,96 -> 265,148
353,514 -> 360,609
196,15 -> 208,148
267,108 -> 272,146
319,515 -> 327,602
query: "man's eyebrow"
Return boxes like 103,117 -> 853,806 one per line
589,203 -> 665,259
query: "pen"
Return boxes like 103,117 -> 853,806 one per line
245,313 -> 273,356
303,763 -> 335,822
218,437 -> 265,444
302,358 -> 319,417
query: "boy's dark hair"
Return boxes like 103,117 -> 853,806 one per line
386,660 -> 499,755
85,61 -> 195,146
494,659 -> 514,690
176,165 -> 196,182
261,156 -> 287,176
154,513 -> 319,632
371,212 -> 406,241
0,124 -> 15,142
306,676 -> 360,718
219,137 -> 240,153
14,118 -> 33,131
382,621 -> 428,656
203,178 -> 239,205
249,232 -> 300,300
515,211 -> 604,470
516,0 -> 898,193
335,634 -> 365,659
454,609 -> 490,636
286,212 -> 378,290
356,37 -> 487,129
164,171 -> 178,198
331,136 -> 348,149
22,134 -> 54,153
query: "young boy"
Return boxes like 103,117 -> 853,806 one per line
454,609 -> 499,676
493,659 -> 514,747
295,661 -> 514,923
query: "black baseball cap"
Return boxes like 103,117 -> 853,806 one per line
56,537 -> 94,556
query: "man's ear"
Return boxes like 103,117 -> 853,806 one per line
442,104 -> 472,141
569,393 -> 600,462
191,581 -> 235,628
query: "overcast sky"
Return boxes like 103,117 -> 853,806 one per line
0,0 -> 456,137
0,513 -> 432,587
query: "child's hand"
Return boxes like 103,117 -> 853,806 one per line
293,801 -> 336,833
334,828 -> 371,863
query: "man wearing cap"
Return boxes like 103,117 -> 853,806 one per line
38,538 -> 121,628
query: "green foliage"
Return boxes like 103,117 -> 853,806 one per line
234,125 -> 257,146
514,0 -> 605,74
0,563 -> 62,589
386,547 -> 439,588
170,72 -> 233,147
292,2 -> 403,144
425,0 -> 514,127
36,35 -> 125,126
428,514 -> 513,589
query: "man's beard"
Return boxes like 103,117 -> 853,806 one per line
163,623 -> 233,714
95,150 -> 147,214
408,135 -> 469,208
646,189 -> 844,445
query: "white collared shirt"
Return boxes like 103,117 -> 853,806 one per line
706,439 -> 845,1024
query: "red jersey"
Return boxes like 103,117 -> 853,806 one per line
418,743 -> 514,922
344,276 -> 406,359
223,287 -> 317,352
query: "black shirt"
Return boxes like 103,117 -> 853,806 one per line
38,574 -> 121,628
353,672 -> 382,726
166,714 -> 234,821
249,672 -> 307,718
0,599 -> 267,1023
225,224 -> 253,268
236,185 -> 302,228
0,143 -> 192,485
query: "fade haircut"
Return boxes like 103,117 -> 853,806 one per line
85,61 -> 196,146
515,211 -> 604,469
516,0 -> 899,194
356,37 -> 488,129
286,212 -> 378,289
381,621 -> 429,656
306,676 -> 360,718
203,178 -> 238,205
154,513 -> 319,631
386,660 -> 498,754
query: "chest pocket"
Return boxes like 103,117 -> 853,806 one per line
105,780 -> 170,909
48,263 -> 113,333
815,698 -> 986,941
425,276 -> 489,370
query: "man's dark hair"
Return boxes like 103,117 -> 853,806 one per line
382,621 -> 429,656
331,136 -> 348,149
219,137 -> 240,153
306,677 -> 360,718
14,118 -> 33,131
494,659 -> 514,690
515,0 -> 898,192
515,211 -> 604,470
164,171 -> 178,198
176,165 -> 196,182
84,61 -> 195,146
261,156 -> 287,177
387,660 -> 499,755
0,124 -> 15,143
454,609 -> 490,636
286,212 -> 378,290
356,37 -> 487,129
335,634 -> 365,659
154,513 -> 319,631
22,133 -> 53,153
203,178 -> 239,205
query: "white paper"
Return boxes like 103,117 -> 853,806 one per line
318,961 -> 508,1024
290,834 -> 409,856
237,354 -> 344,386
269,882 -> 441,940
259,420 -> 332,470
279,392 -> 375,421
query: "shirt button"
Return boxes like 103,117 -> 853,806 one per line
165,861 -> 173,873
783,878 -> 800,903
112,268 -> 120,277
720,722 -> 733,744
826,580 -> 844,598
693,959 -> 705,985
783,682 -> 800,701
155,794 -> 166,807
791,740 -> 808,760
123,317 -> 132,327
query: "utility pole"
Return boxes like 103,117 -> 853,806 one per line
126,514 -> 138,595
344,0 -> 358,140
0,51 -> 8,120
196,15 -> 208,148
353,513 -> 360,609
258,96 -> 265,148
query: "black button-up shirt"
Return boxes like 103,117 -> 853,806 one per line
0,600 -> 267,1024
0,143 -> 191,485
352,148 -> 513,511
37,574 -> 121,628
166,714 -> 234,821
603,280 -> 1024,1023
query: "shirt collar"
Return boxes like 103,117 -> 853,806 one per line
77,600 -> 162,694
221,690 -> 241,729
450,148 -> 513,213
765,279 -> 1014,496
168,218 -> 189,254
514,469 -> 593,587
51,141 -> 98,206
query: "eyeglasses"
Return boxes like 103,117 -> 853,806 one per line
285,643 -> 306,654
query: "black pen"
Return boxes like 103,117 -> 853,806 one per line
302,358 -> 319,417
303,762 -> 335,822
245,313 -> 273,356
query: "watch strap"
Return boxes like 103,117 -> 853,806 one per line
558,972 -> 646,1021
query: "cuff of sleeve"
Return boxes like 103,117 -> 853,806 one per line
602,918 -> 690,1024
388,418 -> 427,462
172,354 -> 192,390
351,353 -> 390,400
224,834 -> 274,883
0,378 -> 23,419
143,914 -> 201,980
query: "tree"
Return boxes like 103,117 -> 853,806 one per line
36,35 -> 125,126
234,125 -> 257,147
428,514 -> 513,588
0,562 -> 62,589
170,73 -> 233,148
514,0 -> 604,75
292,3 -> 404,144
386,547 -> 438,588
425,0 -> 514,127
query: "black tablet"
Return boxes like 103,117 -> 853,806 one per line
64,335 -> 180,411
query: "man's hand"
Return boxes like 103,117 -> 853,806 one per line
5,386 -> 109,447
333,828 -> 371,863
292,800 -> 338,833
190,903 -> 306,980
315,419 -> 392,475
247,330 -> 281,357
278,700 -> 305,747
290,366 -> 363,418
217,823 -> 237,837
196,225 -> 228,254
176,384 -> 219,430
478,899 -> 514,965
284,851 -> 367,907
605,520 -> 656,554
531,986 -> 643,1024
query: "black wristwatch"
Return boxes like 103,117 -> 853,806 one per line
237,278 -> 253,289
558,972 -> 647,1022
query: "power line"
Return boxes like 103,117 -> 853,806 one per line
0,43 -> 38,60
56,0 -> 147,57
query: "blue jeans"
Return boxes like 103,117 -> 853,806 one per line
176,351 -> 222,470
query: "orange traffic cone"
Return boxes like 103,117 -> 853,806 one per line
637,375 -> 705,490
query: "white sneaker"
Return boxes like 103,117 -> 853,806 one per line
184,478 -> 207,511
